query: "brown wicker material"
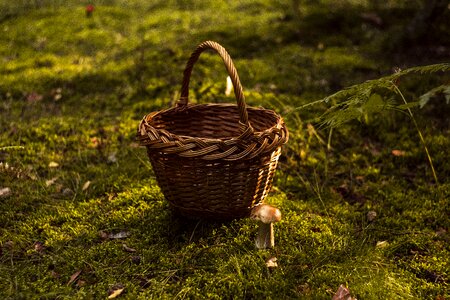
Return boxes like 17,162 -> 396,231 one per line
138,41 -> 288,219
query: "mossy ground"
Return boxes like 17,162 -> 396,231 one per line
0,1 -> 449,299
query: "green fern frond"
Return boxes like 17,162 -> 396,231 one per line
418,84 -> 450,108
319,93 -> 396,127
389,63 -> 450,80
297,63 -> 450,128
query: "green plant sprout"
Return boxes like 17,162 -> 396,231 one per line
391,82 -> 438,184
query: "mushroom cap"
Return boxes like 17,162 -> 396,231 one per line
250,204 -> 281,223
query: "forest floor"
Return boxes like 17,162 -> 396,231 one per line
0,1 -> 449,299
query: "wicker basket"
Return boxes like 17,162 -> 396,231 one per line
138,41 -> 288,219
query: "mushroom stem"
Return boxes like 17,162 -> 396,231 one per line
256,222 -> 274,249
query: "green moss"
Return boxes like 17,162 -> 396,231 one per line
1,0 -> 449,298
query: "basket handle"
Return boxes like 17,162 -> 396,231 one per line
178,41 -> 251,128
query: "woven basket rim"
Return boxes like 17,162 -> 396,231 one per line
138,107 -> 288,161
142,103 -> 284,142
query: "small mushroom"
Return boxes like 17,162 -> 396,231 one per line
250,204 -> 281,249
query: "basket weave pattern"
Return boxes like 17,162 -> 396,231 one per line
138,41 -> 288,219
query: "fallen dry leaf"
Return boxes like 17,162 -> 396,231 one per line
122,244 -> 136,253
99,230 -> 109,240
67,270 -> 82,286
46,177 -> 59,187
108,231 -> 130,239
50,270 -> 60,278
108,285 -> 125,299
34,241 -> 45,253
332,284 -> 356,300
99,230 -> 131,240
0,187 -> 12,198
82,181 -> 91,191
27,92 -> 43,103
266,257 -> 278,269
367,210 -> 377,222
48,161 -> 59,168
376,240 -> 389,248
391,149 -> 406,157
76,280 -> 86,288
